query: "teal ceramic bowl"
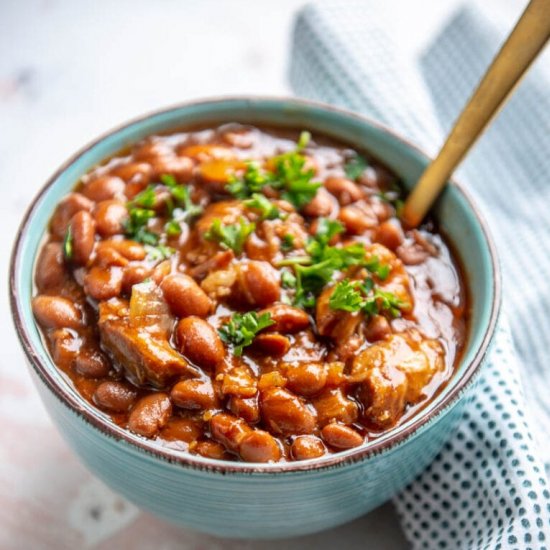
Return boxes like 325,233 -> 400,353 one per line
10,97 -> 500,539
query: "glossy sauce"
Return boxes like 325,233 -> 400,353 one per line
32,124 -> 468,462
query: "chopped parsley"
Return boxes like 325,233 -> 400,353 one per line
344,154 -> 368,181
275,218 -> 391,308
63,226 -> 73,261
123,206 -> 158,245
144,244 -> 175,261
226,131 -> 321,210
226,162 -> 271,199
218,311 -> 275,356
281,233 -> 295,252
244,193 -> 281,220
364,255 -> 391,280
160,174 -> 203,220
124,174 -> 202,245
205,217 -> 255,254
329,278 -> 404,318
281,269 -> 297,289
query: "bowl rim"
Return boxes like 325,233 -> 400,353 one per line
9,95 -> 501,474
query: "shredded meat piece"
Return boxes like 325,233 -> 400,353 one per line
98,299 -> 197,388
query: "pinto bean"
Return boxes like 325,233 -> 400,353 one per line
74,349 -> 111,378
365,315 -> 391,342
285,363 -> 327,397
373,220 -> 404,251
235,261 -> 280,307
32,295 -> 81,329
338,204 -> 378,234
251,333 -> 290,356
35,242 -> 67,291
160,417 -> 202,443
291,435 -> 326,460
171,378 -> 219,410
161,274 -> 213,318
50,328 -> 79,365
122,264 -> 152,294
151,260 -> 172,285
302,188 -> 335,217
239,430 -> 282,463
260,387 -> 317,435
93,381 -> 137,412
94,200 -> 128,237
128,393 -> 172,437
70,211 -> 96,265
82,175 -> 125,201
321,423 -> 363,449
151,156 -> 194,183
259,304 -> 309,333
193,440 -> 228,460
175,317 -> 224,368
111,161 -> 153,185
210,412 -> 252,451
99,239 -> 146,261
83,266 -> 123,300
133,140 -> 173,161
221,366 -> 257,398
324,176 -> 363,205
312,388 -> 359,426
50,193 -> 93,239
228,395 -> 260,424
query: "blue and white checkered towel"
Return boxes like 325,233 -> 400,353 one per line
290,2 -> 550,547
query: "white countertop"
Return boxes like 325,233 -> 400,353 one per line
0,0 -> 473,547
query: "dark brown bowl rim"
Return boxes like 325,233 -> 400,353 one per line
9,95 -> 501,474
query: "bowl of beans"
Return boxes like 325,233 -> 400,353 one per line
10,97 -> 500,538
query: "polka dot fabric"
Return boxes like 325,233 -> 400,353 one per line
290,2 -> 550,547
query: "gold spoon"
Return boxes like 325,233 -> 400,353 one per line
402,0 -> 550,228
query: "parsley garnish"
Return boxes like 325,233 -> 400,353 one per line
160,174 -> 203,220
205,217 -> 255,254
226,162 -> 270,199
344,154 -> 369,181
281,270 -> 297,289
329,278 -> 404,318
144,244 -> 175,261
63,226 -> 73,261
226,132 -> 320,209
281,234 -> 295,252
275,218 -> 390,308
124,206 -> 158,245
244,193 -> 281,220
218,311 -> 275,356
364,255 -> 391,280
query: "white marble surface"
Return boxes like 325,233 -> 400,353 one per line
0,0 -> 478,547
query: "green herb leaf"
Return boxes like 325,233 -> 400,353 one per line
364,255 -> 391,280
226,162 -> 271,199
296,130 -> 311,151
124,207 -> 158,245
165,219 -> 182,237
244,193 -> 281,220
344,154 -> 368,181
281,270 -> 297,289
145,244 -> 175,261
205,217 -> 255,254
132,185 -> 157,208
281,234 -> 295,252
328,279 -> 365,312
63,226 -> 73,261
328,277 -> 404,318
161,174 -> 203,219
218,311 -> 275,356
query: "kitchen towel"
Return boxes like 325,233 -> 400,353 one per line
290,2 -> 550,548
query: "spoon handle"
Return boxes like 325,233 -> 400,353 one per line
402,0 -> 550,228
